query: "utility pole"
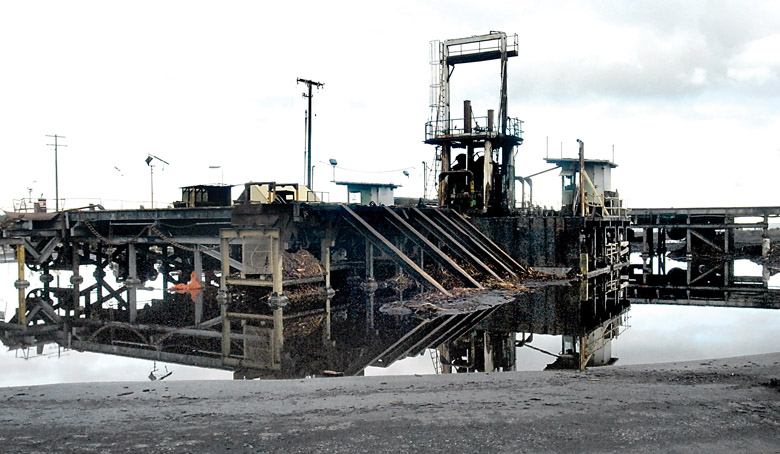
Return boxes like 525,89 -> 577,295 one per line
297,78 -> 324,189
145,154 -> 170,208
46,134 -> 67,211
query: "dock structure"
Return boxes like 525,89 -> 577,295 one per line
4,31 -> 778,381
0,186 -> 525,377
628,206 -> 780,309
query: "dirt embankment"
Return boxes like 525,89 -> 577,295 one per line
0,352 -> 778,453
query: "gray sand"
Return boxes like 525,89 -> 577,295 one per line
1,352 -> 779,453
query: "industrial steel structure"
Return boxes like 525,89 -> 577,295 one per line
1,31 -> 776,382
0,181 -> 530,377
426,32 -> 523,213
628,206 -> 780,308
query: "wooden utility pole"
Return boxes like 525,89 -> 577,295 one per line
297,78 -> 324,189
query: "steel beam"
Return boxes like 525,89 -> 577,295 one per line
411,208 -> 501,281
382,206 -> 482,289
341,205 -> 451,296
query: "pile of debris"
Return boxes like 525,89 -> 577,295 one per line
282,249 -> 323,280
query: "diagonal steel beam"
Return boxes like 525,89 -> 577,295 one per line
430,209 -> 516,277
411,208 -> 502,281
35,237 -> 61,265
689,229 -> 724,253
447,209 -> 527,273
341,205 -> 451,296
382,206 -> 482,289
689,260 -> 726,285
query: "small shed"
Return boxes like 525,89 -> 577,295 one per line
176,185 -> 232,207
335,181 -> 400,206
544,158 -> 617,209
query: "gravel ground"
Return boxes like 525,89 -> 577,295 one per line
1,352 -> 778,453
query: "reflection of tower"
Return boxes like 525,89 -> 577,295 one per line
440,329 -> 516,373
425,32 -> 523,214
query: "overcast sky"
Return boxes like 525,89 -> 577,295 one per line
2,0 -> 780,210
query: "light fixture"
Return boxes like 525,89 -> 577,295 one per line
329,158 -> 338,182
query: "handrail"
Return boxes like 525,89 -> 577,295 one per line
426,116 -> 523,141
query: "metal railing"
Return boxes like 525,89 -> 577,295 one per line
445,33 -> 519,59
425,116 -> 523,142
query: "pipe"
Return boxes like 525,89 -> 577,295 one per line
438,169 -> 474,182
515,166 -> 558,209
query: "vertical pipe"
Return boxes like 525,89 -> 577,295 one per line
484,110 -> 495,212
464,100 -> 474,195
463,100 -> 472,133
439,145 -> 451,207
520,180 -> 525,209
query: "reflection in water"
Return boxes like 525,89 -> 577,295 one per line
0,276 -> 629,380
438,282 -> 629,373
231,278 -> 631,378
1,256 -> 777,382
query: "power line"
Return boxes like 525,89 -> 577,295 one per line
317,161 -> 414,174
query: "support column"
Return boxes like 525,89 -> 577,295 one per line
272,306 -> 284,365
14,245 -> 28,326
127,244 -> 138,323
193,247 -> 203,324
267,235 -> 289,309
91,251 -> 103,319
439,145 -> 451,207
483,112 -> 493,213
686,226 -> 692,288
267,234 -> 287,366
324,297 -> 332,344
365,241 -> 375,281
70,245 -> 82,318
320,235 -> 334,342
219,236 -> 231,359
